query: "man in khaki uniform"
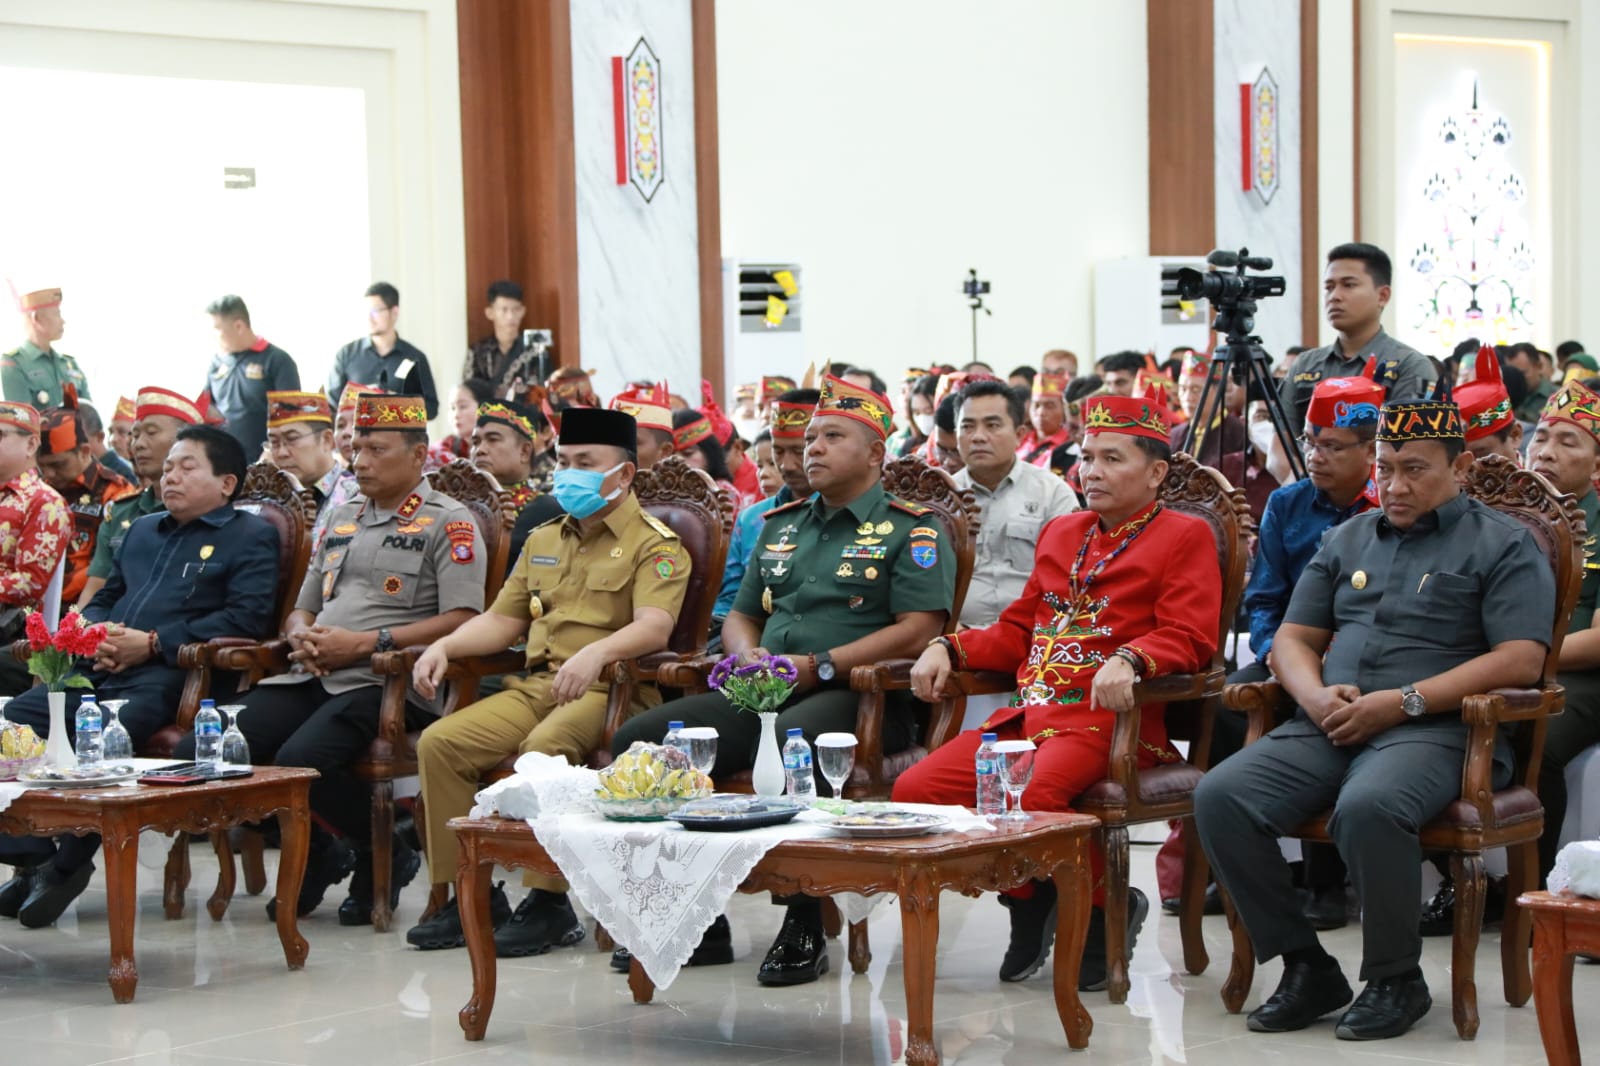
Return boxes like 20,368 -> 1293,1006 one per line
406,407 -> 689,957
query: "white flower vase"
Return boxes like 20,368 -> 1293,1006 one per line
752,711 -> 786,797
45,690 -> 73,770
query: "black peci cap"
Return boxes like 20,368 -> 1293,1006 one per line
556,407 -> 637,451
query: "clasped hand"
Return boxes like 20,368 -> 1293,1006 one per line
287,624 -> 370,676
1307,683 -> 1405,746
94,623 -> 152,674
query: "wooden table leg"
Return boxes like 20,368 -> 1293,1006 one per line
457,836 -> 497,1040
1530,914 -> 1580,1066
162,831 -> 188,920
627,956 -> 656,1004
847,919 -> 871,974
1052,841 -> 1094,1050
274,786 -> 310,971
102,816 -> 140,1003
207,829 -> 236,921
897,870 -> 941,1066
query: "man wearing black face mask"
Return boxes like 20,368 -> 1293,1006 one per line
405,407 -> 691,958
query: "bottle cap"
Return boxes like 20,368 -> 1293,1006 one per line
201,698 -> 215,708
80,693 -> 95,702
786,728 -> 803,737
981,732 -> 997,741
667,721 -> 684,731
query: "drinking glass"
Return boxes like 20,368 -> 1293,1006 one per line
992,740 -> 1037,822
0,695 -> 11,728
815,732 -> 858,799
219,704 -> 250,768
679,726 -> 718,775
100,699 -> 134,763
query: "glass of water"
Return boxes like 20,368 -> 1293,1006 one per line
100,700 -> 134,762
219,704 -> 250,768
992,739 -> 1037,822
815,732 -> 858,799
679,726 -> 718,776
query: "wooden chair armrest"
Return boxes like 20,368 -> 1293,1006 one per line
847,659 -> 917,693
948,670 -> 1017,697
658,656 -> 718,691
1459,686 -> 1559,726
177,637 -> 260,670
10,638 -> 30,664
1223,680 -> 1290,744
211,640 -> 291,674
1130,670 -> 1224,705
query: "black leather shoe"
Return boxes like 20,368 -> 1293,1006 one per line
756,915 -> 829,986
1078,887 -> 1150,992
1335,973 -> 1432,1040
405,881 -> 512,950
1303,885 -> 1349,931
611,916 -> 734,972
266,836 -> 357,921
1160,882 -> 1224,918
998,880 -> 1058,983
494,889 -> 586,958
1418,879 -> 1455,937
0,861 -> 45,919
1246,959 -> 1353,1032
18,861 -> 96,928
338,835 -> 422,926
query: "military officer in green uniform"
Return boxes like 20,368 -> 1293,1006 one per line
80,386 -> 212,605
1526,379 -> 1600,880
613,373 -> 956,987
2,285 -> 90,408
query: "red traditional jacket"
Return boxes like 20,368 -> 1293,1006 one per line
0,467 -> 72,608
1016,426 -> 1070,469
947,500 -> 1220,751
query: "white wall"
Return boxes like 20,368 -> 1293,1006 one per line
716,0 -> 1150,385
0,0 -> 464,428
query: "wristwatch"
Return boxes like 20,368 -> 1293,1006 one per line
1401,683 -> 1427,718
375,627 -> 396,653
814,650 -> 836,683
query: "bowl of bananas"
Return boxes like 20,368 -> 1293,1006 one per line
0,721 -> 46,782
594,742 -> 713,821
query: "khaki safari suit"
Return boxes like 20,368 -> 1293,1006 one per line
612,481 -> 956,783
416,492 -> 691,886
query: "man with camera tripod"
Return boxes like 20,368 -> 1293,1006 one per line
1279,243 -> 1434,431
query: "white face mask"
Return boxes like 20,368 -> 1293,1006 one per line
1248,419 -> 1278,456
913,413 -> 936,436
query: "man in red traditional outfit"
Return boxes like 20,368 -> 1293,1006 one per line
1015,371 -> 1071,471
899,393 -> 1221,991
1456,345 -> 1521,462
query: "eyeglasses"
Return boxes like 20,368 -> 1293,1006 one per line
1298,434 -> 1360,457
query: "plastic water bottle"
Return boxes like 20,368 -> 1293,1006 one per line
74,694 -> 103,770
975,732 -> 1006,816
782,728 -> 817,805
662,720 -> 689,768
195,698 -> 223,771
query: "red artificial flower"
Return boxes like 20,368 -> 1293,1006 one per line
70,625 -> 106,657
24,611 -> 50,652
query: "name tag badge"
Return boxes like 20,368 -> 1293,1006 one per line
244,362 -> 265,380
395,358 -> 415,379
529,554 -> 560,566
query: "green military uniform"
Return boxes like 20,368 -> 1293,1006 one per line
415,491 -> 691,887
1,341 -> 91,408
88,487 -> 164,581
1515,377 -> 1557,424
1542,485 -> 1600,873
612,480 -> 956,780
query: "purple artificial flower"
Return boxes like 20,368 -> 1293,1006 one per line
768,656 -> 798,682
734,661 -> 767,678
708,654 -> 736,691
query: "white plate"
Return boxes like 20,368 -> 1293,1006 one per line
821,810 -> 951,838
17,765 -> 140,789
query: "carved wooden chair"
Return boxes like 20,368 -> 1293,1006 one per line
1217,454 -> 1584,1039
204,460 -> 511,931
385,456 -> 732,919
657,456 -> 979,797
903,453 -> 1249,1002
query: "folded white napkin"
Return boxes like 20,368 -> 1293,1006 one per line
470,751 -> 600,820
1550,840 -> 1600,898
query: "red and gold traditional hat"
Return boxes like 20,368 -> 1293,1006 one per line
111,396 -> 136,424
698,380 -> 737,445
772,398 -> 816,440
267,389 -> 333,429
135,386 -> 209,425
814,373 -> 894,440
734,382 -> 757,405
1455,346 -> 1515,442
477,400 -> 537,441
0,401 -> 40,434
1083,394 -> 1170,444
356,394 -> 428,431
673,412 -> 714,451
1138,378 -> 1176,413
546,367 -> 599,407
1180,349 -> 1213,381
1538,379 -> 1600,446
610,383 -> 673,434
1378,375 -> 1462,444
338,382 -> 383,417
760,376 -> 797,405
1030,372 -> 1068,401
1306,362 -> 1386,430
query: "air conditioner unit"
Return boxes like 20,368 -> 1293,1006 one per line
722,258 -> 807,406
1094,256 -> 1213,358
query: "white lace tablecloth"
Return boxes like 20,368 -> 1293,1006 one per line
0,781 -> 23,814
530,803 -> 991,990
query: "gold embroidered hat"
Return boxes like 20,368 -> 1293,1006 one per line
355,394 -> 428,431
1539,379 -> 1600,446
0,401 -> 40,434
1083,394 -> 1170,444
477,400 -> 538,441
135,386 -> 209,426
111,396 -> 137,424
609,383 -> 673,434
267,390 -> 334,429
814,373 -> 894,440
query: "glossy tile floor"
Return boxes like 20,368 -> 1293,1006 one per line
0,835 -> 1591,1065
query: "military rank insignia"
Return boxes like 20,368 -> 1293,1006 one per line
397,493 -> 424,520
445,520 -> 476,563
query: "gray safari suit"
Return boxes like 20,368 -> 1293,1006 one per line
1195,491 -> 1555,980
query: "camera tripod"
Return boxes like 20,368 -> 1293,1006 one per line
1180,306 -> 1307,482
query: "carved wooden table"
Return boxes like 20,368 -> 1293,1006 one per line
451,812 -> 1098,1065
1520,889 -> 1600,1066
0,767 -> 316,1003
